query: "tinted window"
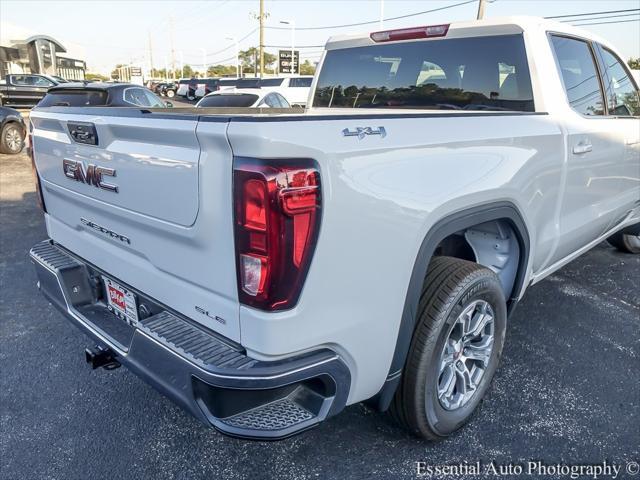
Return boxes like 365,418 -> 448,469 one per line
262,94 -> 280,107
197,94 -> 259,107
10,75 -> 53,86
236,79 -> 261,89
290,77 -> 312,87
179,79 -> 191,84
313,34 -> 534,111
142,89 -> 165,107
124,88 -> 152,106
32,76 -> 55,87
599,47 -> 640,116
219,79 -> 239,87
550,36 -> 604,116
260,78 -> 285,87
38,90 -> 108,107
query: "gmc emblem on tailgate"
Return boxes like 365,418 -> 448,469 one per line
63,159 -> 118,193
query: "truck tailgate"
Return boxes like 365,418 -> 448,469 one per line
30,110 -> 241,341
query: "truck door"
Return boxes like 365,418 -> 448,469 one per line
7,75 -> 54,107
593,43 -> 640,220
548,34 -> 626,262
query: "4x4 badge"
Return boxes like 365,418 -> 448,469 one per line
342,126 -> 387,139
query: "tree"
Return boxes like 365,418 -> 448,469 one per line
110,64 -> 126,80
85,72 -> 109,82
628,58 -> 640,70
207,65 -> 237,77
239,47 -> 276,75
299,60 -> 316,75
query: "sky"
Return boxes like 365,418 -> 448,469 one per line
1,0 -> 639,74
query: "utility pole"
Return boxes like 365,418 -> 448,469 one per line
259,0 -> 265,78
379,0 -> 384,29
169,16 -> 176,80
148,31 -> 154,78
476,0 -> 487,19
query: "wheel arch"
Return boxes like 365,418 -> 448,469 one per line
367,201 -> 531,411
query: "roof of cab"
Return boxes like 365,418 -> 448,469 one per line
324,15 -> 613,51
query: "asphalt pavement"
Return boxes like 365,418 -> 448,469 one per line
1,150 -> 638,480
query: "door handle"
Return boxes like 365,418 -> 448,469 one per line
572,142 -> 593,155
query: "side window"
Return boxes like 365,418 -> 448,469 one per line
9,75 -> 29,86
264,94 -> 279,108
599,47 -> 640,116
143,90 -> 164,107
276,93 -> 290,108
123,88 -> 151,107
32,76 -> 55,87
550,35 -> 604,116
290,77 -> 312,88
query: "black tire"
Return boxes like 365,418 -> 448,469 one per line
0,122 -> 25,154
389,256 -> 507,440
607,229 -> 640,254
186,90 -> 196,101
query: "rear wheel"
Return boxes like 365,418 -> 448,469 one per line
607,228 -> 640,254
390,256 -> 507,440
166,89 -> 175,98
0,123 -> 24,154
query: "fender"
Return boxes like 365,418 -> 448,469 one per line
368,201 -> 531,411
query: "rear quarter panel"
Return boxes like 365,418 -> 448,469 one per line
227,113 -> 564,403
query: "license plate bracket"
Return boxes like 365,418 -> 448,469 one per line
103,276 -> 139,326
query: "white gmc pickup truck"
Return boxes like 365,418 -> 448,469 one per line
29,17 -> 639,440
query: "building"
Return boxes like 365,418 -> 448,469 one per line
0,35 -> 86,80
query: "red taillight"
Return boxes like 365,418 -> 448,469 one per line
370,24 -> 449,42
28,123 -> 47,212
234,158 -> 321,310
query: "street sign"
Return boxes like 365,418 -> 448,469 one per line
278,50 -> 300,74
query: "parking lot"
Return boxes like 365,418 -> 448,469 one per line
1,149 -> 638,479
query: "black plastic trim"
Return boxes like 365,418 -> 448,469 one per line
368,201 -> 530,411
29,240 -> 351,440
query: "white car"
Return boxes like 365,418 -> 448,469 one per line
267,76 -> 314,106
28,16 -> 639,441
195,88 -> 290,108
194,78 -> 241,99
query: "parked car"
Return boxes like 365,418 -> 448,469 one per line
0,74 -> 61,108
39,83 -> 172,108
175,78 -> 194,98
233,76 -> 313,106
28,17 -> 639,441
0,106 -> 26,154
159,82 -> 177,98
195,88 -> 290,107
194,78 -> 243,98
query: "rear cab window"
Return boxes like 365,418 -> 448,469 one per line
313,34 -> 534,111
39,90 -> 108,107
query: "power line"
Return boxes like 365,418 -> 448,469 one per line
545,8 -> 640,19
572,18 -> 640,27
205,27 -> 258,59
560,12 -> 640,23
265,0 -> 476,31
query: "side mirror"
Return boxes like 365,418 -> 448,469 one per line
165,101 -> 173,108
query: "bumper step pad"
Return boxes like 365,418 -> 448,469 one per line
140,312 -> 258,371
223,397 -> 314,431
